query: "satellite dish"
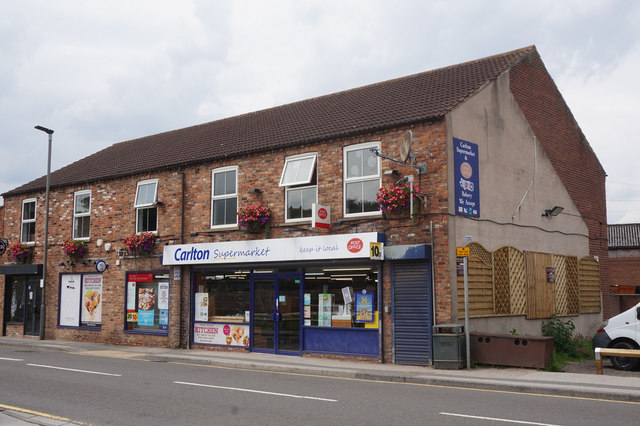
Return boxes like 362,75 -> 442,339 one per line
399,131 -> 412,162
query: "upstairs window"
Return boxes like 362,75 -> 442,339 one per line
21,199 -> 36,243
280,154 -> 317,222
211,166 -> 238,228
73,190 -> 91,240
343,142 -> 381,216
135,179 -> 158,233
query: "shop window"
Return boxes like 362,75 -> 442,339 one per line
125,272 -> 170,334
73,190 -> 91,240
21,199 -> 36,243
343,142 -> 381,216
304,265 -> 378,328
193,271 -> 250,346
211,166 -> 238,228
58,273 -> 104,328
135,179 -> 158,233
4,277 -> 26,323
280,153 -> 317,222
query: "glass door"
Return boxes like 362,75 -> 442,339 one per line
24,277 -> 41,336
251,273 -> 301,354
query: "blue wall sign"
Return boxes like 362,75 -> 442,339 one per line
453,137 -> 480,217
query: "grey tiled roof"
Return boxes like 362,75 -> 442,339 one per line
608,223 -> 640,249
4,46 -> 536,196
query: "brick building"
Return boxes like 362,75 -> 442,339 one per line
608,223 -> 640,313
0,46 -> 608,365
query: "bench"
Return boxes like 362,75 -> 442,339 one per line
594,347 -> 640,374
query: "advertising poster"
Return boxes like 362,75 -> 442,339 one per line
59,274 -> 81,327
81,274 -> 103,327
159,310 -> 169,330
194,293 -> 209,321
318,294 -> 332,326
158,282 -> 169,310
138,310 -> 155,326
193,322 -> 250,347
355,291 -> 374,323
127,281 -> 137,312
453,137 -> 480,217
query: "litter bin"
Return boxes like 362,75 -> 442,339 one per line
433,323 -> 466,369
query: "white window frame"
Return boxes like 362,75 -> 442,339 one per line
134,179 -> 158,234
20,198 -> 37,244
280,153 -> 318,223
211,166 -> 238,229
343,141 -> 382,217
279,153 -> 317,187
73,190 -> 91,240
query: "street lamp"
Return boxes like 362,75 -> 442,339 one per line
35,125 -> 53,340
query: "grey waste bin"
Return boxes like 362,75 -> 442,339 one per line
432,323 -> 466,369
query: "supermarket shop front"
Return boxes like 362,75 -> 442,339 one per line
163,232 -> 385,359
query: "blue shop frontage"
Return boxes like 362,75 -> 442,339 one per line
163,232 -> 434,363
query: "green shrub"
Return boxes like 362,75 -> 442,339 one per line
541,314 -> 576,356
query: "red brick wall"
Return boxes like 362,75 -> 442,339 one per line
609,252 -> 640,312
1,121 -> 450,358
509,52 -> 611,318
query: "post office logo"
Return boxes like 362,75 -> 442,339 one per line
346,238 -> 364,253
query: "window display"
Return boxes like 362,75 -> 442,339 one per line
303,265 -> 377,328
58,273 -> 103,329
193,271 -> 250,347
125,272 -> 169,334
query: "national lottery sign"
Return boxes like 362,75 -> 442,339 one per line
162,232 -> 383,265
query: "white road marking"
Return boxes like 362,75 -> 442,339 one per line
0,357 -> 23,361
26,363 -> 122,376
174,381 -> 337,402
440,412 -> 563,426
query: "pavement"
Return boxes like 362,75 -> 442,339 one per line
1,337 -> 640,425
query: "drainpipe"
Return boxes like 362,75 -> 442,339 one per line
178,168 -> 188,349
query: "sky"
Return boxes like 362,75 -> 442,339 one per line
1,0 -> 639,224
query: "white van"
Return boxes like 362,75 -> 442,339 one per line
593,302 -> 640,370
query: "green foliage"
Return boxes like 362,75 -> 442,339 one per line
508,328 -> 518,335
541,314 -> 576,355
541,314 -> 595,371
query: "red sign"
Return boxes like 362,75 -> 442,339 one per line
223,324 -> 231,335
347,238 -> 364,253
318,208 -> 327,219
128,273 -> 154,282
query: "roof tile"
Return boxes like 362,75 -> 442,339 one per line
5,46 -> 535,196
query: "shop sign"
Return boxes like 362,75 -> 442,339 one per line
0,238 -> 8,255
312,203 -> 331,229
162,232 -> 383,266
193,322 -> 249,347
453,137 -> 480,217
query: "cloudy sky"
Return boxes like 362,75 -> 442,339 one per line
1,0 -> 639,223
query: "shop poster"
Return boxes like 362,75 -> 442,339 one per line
59,274 -> 81,327
193,322 -> 250,347
159,310 -> 169,330
81,274 -> 103,327
355,291 -> 374,323
453,137 -> 480,217
195,293 -> 209,321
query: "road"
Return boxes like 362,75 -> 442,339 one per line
1,345 -> 638,425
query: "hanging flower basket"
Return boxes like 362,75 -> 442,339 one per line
124,232 -> 157,256
8,242 -> 33,264
61,238 -> 87,259
376,183 -> 420,215
238,203 -> 272,233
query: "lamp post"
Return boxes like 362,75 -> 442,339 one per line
35,125 -> 53,340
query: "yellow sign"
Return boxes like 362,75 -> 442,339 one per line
127,312 -> 138,322
456,247 -> 470,257
370,242 -> 383,260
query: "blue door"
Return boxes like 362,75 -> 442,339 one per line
251,274 -> 302,355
